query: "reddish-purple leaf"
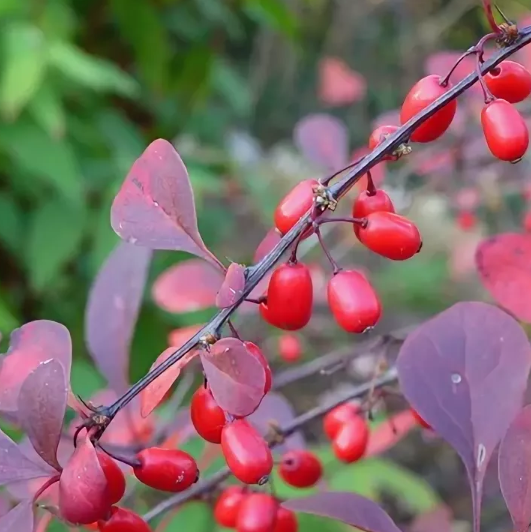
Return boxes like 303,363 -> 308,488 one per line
293,114 -> 348,170
397,302 -> 531,532
17,360 -> 67,472
111,138 -> 223,269
0,502 -> 34,532
216,263 -> 246,308
168,324 -> 204,347
0,321 -> 71,417
318,57 -> 367,106
153,259 -> 224,313
475,233 -> 531,323
59,433 -> 111,525
200,338 -> 266,417
140,346 -> 199,418
0,495 -> 8,517
248,392 -> 305,453
283,491 -> 401,532
410,505 -> 453,532
366,410 -> 417,457
85,241 -> 152,393
0,429 -> 51,486
498,405 -> 531,532
254,229 -> 282,264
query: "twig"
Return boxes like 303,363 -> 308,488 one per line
142,366 -> 398,523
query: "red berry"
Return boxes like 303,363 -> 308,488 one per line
368,125 -> 400,160
190,386 -> 226,444
279,450 -> 323,488
327,270 -> 381,333
481,99 -> 529,162
98,507 -> 152,532
96,452 -> 126,505
221,419 -> 273,484
133,447 -> 198,492
358,211 -> 422,260
236,493 -> 278,532
352,190 -> 395,239
456,210 -> 476,231
278,334 -> 302,363
484,61 -> 531,103
273,507 -> 298,532
323,403 -> 360,440
260,263 -> 313,331
214,486 -> 247,528
245,341 -> 273,393
411,408 -> 431,429
274,179 -> 318,236
400,75 -> 457,143
332,416 -> 369,463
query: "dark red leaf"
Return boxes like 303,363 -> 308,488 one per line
111,138 -> 223,269
366,410 -> 417,457
0,502 -> 34,532
397,302 -> 531,532
410,505 -> 453,532
498,405 -> 531,532
248,392 -> 305,453
216,263 -> 246,308
153,259 -> 224,313
168,324 -> 204,347
140,346 -> 199,418
283,491 -> 401,532
318,57 -> 367,106
0,321 -> 71,417
254,229 -> 281,264
200,338 -> 266,417
475,233 -> 531,323
17,359 -> 67,472
85,241 -> 152,393
293,114 -> 348,170
59,433 -> 111,525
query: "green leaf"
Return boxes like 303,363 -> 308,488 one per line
48,41 -> 140,97
212,59 -> 252,118
0,119 -> 83,201
0,192 -> 22,255
25,198 -> 86,292
0,294 -> 20,333
163,502 -> 214,531
243,0 -> 299,39
70,359 -> 105,398
27,82 -> 66,138
0,22 -> 47,119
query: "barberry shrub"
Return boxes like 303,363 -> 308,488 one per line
2,3 -> 531,532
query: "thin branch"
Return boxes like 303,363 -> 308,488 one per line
92,25 -> 531,432
142,366 -> 398,523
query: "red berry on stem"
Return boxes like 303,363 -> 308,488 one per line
274,179 -> 318,236
260,263 -> 313,331
236,493 -> 278,532
400,75 -> 457,143
279,450 -> 323,488
352,189 -> 395,239
332,416 -> 370,463
190,386 -> 227,444
278,334 -> 302,363
221,419 -> 273,484
323,403 -> 361,440
133,447 -> 198,492
484,61 -> 531,103
245,341 -> 273,393
368,125 -> 400,160
411,408 -> 431,429
327,270 -> 382,333
273,507 -> 298,532
96,452 -> 126,505
214,486 -> 247,528
481,99 -> 529,162
358,211 -> 422,260
98,507 -> 152,532
456,210 -> 476,231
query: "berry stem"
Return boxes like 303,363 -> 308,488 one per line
315,226 -> 341,274
482,0 -> 502,34
32,475 -> 61,503
227,320 -> 242,340
365,171 -> 377,195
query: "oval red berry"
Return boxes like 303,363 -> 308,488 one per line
485,61 -> 531,103
190,386 -> 226,444
332,416 -> 369,463
214,486 -> 247,528
274,179 -> 318,236
279,450 -> 323,488
323,402 -> 361,440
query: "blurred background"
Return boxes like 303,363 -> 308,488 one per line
2,0 -> 531,530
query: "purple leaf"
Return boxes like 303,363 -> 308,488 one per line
111,138 -> 223,269
85,241 -> 151,393
200,338 -> 266,417
283,491 -> 401,532
0,429 -> 51,486
248,392 -> 306,453
293,114 -> 349,170
152,259 -> 224,313
17,359 -> 67,472
0,495 -> 9,517
216,263 -> 246,308
410,505 -> 454,532
253,229 -> 281,264
498,405 -> 531,532
0,502 -> 34,532
397,301 -> 531,532
0,321 -> 71,417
